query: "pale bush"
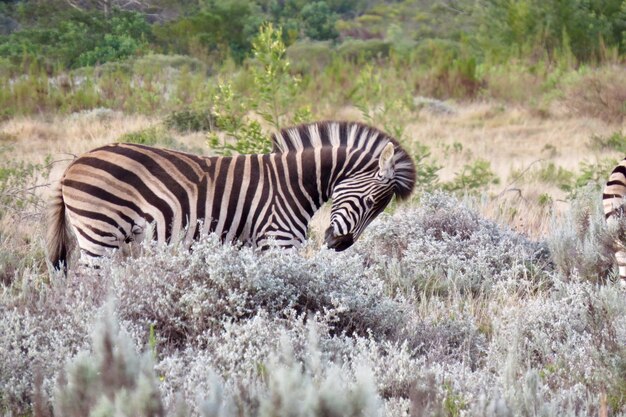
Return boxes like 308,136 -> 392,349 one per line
109,236 -> 409,350
0,271 -> 105,411
357,192 -> 550,295
548,185 -> 617,283
1,192 -> 624,416
54,307 -> 165,417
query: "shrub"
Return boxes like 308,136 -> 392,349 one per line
110,235 -> 409,346
509,161 -> 575,191
547,185 -> 616,282
301,1 -> 340,41
118,127 -> 177,148
286,40 -> 333,73
208,24 -> 309,156
569,158 -> 620,197
2,191 -> 625,416
443,159 -> 500,194
0,8 -> 151,70
53,308 -> 165,417
589,131 -> 626,154
164,109 -> 215,133
0,148 -> 51,284
335,38 -> 391,61
564,66 -> 626,123
356,192 -> 550,295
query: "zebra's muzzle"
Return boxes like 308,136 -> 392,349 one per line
324,227 -> 354,251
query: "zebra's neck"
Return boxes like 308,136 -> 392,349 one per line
249,147 -> 352,247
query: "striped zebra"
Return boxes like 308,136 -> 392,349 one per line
603,158 -> 626,285
47,120 -> 416,270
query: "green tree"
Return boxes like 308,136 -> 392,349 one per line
477,0 -> 626,62
0,7 -> 150,69
301,1 -> 339,40
153,0 -> 264,63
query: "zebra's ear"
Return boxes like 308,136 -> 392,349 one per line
378,142 -> 395,179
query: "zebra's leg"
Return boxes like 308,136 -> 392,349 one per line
66,213 -> 128,267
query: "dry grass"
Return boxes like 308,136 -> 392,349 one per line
1,112 -> 209,184
332,100 -> 623,237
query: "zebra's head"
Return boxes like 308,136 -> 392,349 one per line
325,142 -> 398,251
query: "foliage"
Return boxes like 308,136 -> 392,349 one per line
411,142 -> 442,194
569,158 -> 620,197
164,109 -> 215,133
510,161 -> 575,192
207,24 -> 310,156
443,159 -> 500,194
207,81 -> 272,156
358,192 -> 550,296
54,308 -> 165,417
0,149 -> 50,220
351,63 -> 412,140
0,147 -> 51,284
118,127 -> 176,147
476,0 -> 626,62
152,0 -> 264,64
590,131 -> 626,154
335,38 -> 391,61
548,185 -> 616,282
249,23 -> 301,131
301,1 -> 339,41
0,8 -> 150,70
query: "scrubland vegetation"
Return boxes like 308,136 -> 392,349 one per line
1,0 -> 625,416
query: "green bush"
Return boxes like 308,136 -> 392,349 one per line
510,161 -> 575,191
152,0 -> 264,64
590,131 -> 626,153
301,1 -> 339,41
443,159 -> 500,193
336,38 -> 391,61
0,8 -> 151,70
476,0 -> 625,63
118,127 -> 176,148
164,109 -> 215,133
569,158 -> 620,196
286,40 -> 333,73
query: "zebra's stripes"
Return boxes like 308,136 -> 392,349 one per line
603,157 -> 626,285
47,121 -> 416,270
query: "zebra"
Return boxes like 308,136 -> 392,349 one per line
603,157 -> 626,285
47,120 -> 416,270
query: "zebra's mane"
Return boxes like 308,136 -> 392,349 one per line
272,121 -> 416,200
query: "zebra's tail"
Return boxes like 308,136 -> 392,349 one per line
47,180 -> 71,273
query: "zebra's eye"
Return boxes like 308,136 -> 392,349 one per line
365,196 -> 375,208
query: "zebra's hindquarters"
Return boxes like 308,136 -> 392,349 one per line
54,143 -> 212,264
603,158 -> 626,285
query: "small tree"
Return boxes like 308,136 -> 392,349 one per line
208,23 -> 310,156
301,1 -> 339,41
